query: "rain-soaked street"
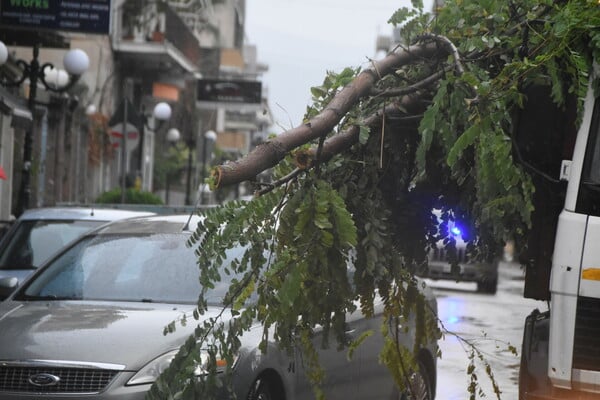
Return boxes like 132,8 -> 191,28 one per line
425,261 -> 546,399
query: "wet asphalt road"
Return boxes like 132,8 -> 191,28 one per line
424,261 -> 546,400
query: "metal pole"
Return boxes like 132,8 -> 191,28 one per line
166,171 -> 170,205
15,43 -> 40,217
138,107 -> 147,187
199,135 -> 208,205
37,109 -> 48,208
120,99 -> 128,204
184,139 -> 193,205
74,113 -> 82,202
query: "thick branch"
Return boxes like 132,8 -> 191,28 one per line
211,39 -> 451,189
252,96 -> 423,197
296,96 -> 422,168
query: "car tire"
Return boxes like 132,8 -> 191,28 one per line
476,278 -> 497,294
398,361 -> 434,400
247,378 -> 274,400
518,344 -> 530,400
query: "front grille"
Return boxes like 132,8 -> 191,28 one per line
429,246 -> 468,263
573,296 -> 600,371
0,365 -> 119,393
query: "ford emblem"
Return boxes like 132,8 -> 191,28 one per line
28,373 -> 60,387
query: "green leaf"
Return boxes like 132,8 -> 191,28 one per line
359,125 -> 370,145
447,123 -> 481,167
310,86 -> 327,99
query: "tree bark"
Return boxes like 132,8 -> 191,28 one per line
212,40 -> 449,189
295,95 -> 423,169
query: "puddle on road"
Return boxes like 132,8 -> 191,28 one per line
442,315 -> 491,330
506,286 -> 525,296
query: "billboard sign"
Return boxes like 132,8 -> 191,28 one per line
197,79 -> 262,104
0,0 -> 110,34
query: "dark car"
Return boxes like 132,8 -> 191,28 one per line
0,207 -> 154,284
0,214 -> 438,399
419,209 -> 499,294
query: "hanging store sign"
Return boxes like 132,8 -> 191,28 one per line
0,0 -> 111,34
197,79 -> 262,104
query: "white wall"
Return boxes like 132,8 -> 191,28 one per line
0,114 -> 14,220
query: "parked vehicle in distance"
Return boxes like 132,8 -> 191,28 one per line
0,207 -> 154,285
0,214 -> 438,400
418,209 -> 499,294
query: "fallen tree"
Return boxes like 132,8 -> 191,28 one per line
210,36 -> 457,188
149,1 -> 600,399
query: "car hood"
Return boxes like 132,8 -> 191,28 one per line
0,300 -> 224,370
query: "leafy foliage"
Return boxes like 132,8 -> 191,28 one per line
95,187 -> 163,204
152,142 -> 187,192
150,1 -> 600,399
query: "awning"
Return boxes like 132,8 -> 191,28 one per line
0,86 -> 32,130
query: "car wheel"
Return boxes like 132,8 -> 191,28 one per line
398,361 -> 433,400
476,278 -> 497,294
518,345 -> 530,400
247,378 -> 274,400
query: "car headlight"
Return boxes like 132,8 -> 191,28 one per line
127,349 -> 237,386
127,350 -> 179,386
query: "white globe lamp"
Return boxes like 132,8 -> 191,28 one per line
153,102 -> 172,121
63,48 -> 89,76
85,104 -> 97,115
167,128 -> 181,143
45,67 -> 70,88
204,130 -> 217,142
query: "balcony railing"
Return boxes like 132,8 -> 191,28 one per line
117,0 -> 201,70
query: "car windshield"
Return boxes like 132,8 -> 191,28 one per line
0,220 -> 106,270
19,233 -> 241,305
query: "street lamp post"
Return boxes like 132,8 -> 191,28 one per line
118,100 -> 172,203
165,127 -> 180,205
137,101 -> 172,193
0,41 -> 89,216
184,136 -> 194,206
198,130 -> 217,205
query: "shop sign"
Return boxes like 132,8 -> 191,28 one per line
0,0 -> 110,34
197,79 -> 262,104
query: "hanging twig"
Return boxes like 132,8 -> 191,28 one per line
370,65 -> 454,98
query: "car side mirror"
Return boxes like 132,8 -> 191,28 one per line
0,277 -> 19,300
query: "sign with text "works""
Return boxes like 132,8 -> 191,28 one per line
0,0 -> 110,34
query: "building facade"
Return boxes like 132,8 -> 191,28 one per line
0,0 -> 273,217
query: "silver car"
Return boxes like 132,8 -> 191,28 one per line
0,214 -> 438,399
0,207 -> 155,285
